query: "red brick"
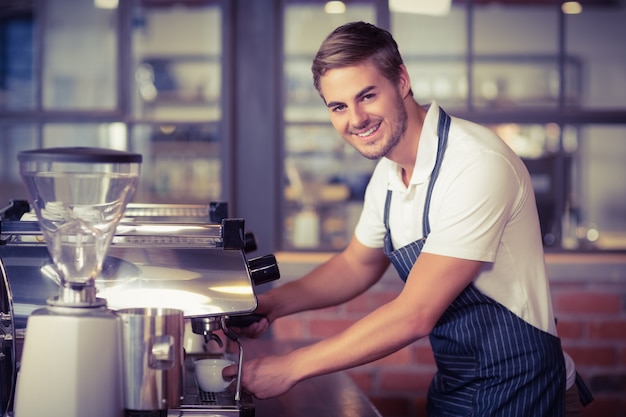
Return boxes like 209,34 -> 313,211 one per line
550,281 -> 585,292
554,292 -> 622,314
589,320 -> 626,340
347,370 -> 374,391
566,346 -> 619,367
273,316 -> 306,340
556,320 -> 585,339
379,370 -> 434,392
413,396 -> 429,417
414,344 -> 436,366
309,318 -> 355,338
581,396 -> 626,417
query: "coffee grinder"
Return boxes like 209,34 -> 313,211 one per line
13,147 -> 141,417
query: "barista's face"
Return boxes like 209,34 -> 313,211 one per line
320,61 -> 408,160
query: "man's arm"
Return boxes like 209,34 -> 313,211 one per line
236,251 -> 483,399
262,236 -> 391,321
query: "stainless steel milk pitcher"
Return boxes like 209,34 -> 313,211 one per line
119,307 -> 184,411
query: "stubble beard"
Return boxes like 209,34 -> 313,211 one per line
355,94 -> 408,161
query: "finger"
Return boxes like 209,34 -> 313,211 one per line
222,364 -> 239,379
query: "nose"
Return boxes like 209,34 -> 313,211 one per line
348,106 -> 368,130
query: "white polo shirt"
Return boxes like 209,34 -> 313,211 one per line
354,101 -> 576,385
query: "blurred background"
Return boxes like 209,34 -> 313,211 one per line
1,0 -> 625,254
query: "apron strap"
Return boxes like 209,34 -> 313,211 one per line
422,108 -> 451,236
575,372 -> 594,406
383,106 -> 451,256
383,189 -> 393,232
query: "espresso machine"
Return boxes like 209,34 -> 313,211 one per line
0,147 -> 279,417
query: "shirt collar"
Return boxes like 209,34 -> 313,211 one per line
387,101 -> 441,191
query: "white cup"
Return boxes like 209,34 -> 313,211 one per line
194,358 -> 235,392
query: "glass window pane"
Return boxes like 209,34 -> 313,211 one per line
491,122 -> 571,246
42,0 -> 117,110
473,5 -> 560,109
0,124 -> 38,203
283,125 -> 376,250
391,7 -> 468,109
284,3 -> 376,122
284,4 -> 376,55
566,4 -> 626,109
131,3 -> 222,122
0,10 -> 36,110
494,122 -> 626,251
130,123 -> 222,203
43,123 -> 128,149
283,2 -> 377,251
39,122 -> 222,205
570,125 -> 626,250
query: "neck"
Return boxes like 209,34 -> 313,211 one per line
401,167 -> 413,186
392,98 -> 427,186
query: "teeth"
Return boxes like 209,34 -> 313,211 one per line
358,124 -> 378,137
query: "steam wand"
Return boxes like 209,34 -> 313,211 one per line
220,316 -> 244,402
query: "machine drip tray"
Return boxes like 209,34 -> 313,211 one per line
125,354 -> 254,417
167,354 -> 255,417
168,392 -> 254,417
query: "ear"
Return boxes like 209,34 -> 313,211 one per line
398,64 -> 412,98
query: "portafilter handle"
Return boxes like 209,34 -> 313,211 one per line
190,316 -> 224,346
189,314 -> 266,336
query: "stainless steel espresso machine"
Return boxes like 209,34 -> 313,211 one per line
0,148 -> 279,417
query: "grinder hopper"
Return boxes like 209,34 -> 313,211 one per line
13,147 -> 141,417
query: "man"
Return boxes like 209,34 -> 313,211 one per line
226,21 -> 590,416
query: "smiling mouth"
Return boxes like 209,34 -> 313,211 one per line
356,122 -> 381,138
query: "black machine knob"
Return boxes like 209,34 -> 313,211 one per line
209,202 -> 229,224
243,232 -> 257,253
247,254 -> 280,286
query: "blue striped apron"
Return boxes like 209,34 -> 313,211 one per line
382,108 -> 567,416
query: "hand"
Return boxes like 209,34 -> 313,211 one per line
229,315 -> 270,339
223,354 -> 297,399
229,293 -> 273,338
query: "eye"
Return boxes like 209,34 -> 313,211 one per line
361,93 -> 375,102
330,104 -> 346,113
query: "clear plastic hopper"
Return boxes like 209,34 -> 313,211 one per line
18,147 -> 141,306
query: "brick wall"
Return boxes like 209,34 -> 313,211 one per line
273,253 -> 626,417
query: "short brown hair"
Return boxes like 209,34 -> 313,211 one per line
311,21 -> 407,96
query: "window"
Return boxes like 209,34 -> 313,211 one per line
388,1 -> 626,251
0,0 -> 225,206
282,0 -> 379,250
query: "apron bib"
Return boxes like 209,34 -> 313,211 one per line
382,108 -> 567,416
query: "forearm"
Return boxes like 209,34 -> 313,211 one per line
266,254 -> 378,319
283,253 -> 484,382
265,240 -> 389,321
288,296 -> 429,381
235,297 -> 426,400
237,254 -> 483,400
